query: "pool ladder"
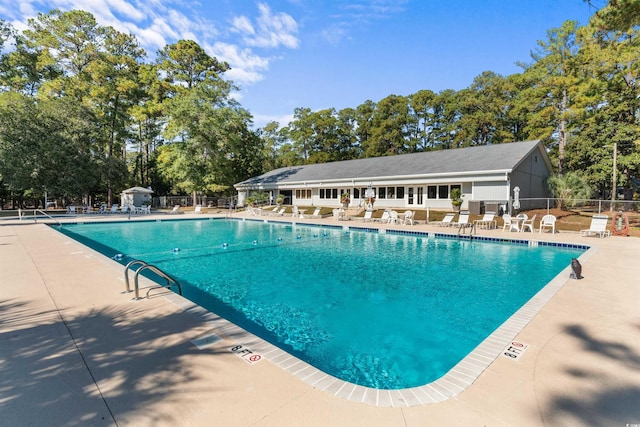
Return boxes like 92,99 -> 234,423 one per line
124,259 -> 182,300
457,223 -> 476,237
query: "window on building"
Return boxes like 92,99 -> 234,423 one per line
320,189 -> 326,199
295,189 -> 311,199
354,188 -> 360,199
408,187 -> 414,204
378,187 -> 386,199
417,187 -> 424,204
387,187 -> 395,199
427,186 -> 437,199
332,188 -> 338,199
396,187 -> 404,199
438,185 -> 449,199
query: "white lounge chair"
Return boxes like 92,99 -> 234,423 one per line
194,204 -> 202,214
66,206 -> 76,215
375,211 -> 390,223
259,206 -> 275,215
170,205 -> 180,214
474,211 -> 496,229
362,210 -> 373,222
454,211 -> 474,230
438,213 -> 455,226
270,207 -> 286,216
581,215 -> 610,238
539,214 -> 556,233
309,207 -> 322,217
108,204 -> 119,214
120,205 -> 129,214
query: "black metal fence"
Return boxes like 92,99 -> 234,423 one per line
512,198 -> 640,214
152,195 -> 237,209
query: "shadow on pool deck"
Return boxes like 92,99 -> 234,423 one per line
535,322 -> 640,426
0,298 -> 252,426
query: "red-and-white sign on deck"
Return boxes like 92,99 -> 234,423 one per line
230,344 -> 263,365
502,341 -> 528,360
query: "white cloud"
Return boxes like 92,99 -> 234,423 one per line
208,41 -> 270,85
321,24 -> 349,45
235,2 -> 299,49
251,112 -> 294,129
0,0 -> 301,96
232,15 -> 254,36
320,0 -> 407,44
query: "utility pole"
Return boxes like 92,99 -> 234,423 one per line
611,142 -> 617,212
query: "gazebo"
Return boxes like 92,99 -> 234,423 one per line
120,186 -> 153,207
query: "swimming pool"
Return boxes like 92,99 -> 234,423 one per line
58,218 -> 585,389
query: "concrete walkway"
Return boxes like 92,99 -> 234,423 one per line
1,213 -> 639,426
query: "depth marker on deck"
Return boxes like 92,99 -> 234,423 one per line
230,344 -> 263,364
502,341 -> 528,360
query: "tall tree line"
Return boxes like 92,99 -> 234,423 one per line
267,1 -> 640,199
1,2 -> 639,207
0,9 -> 264,207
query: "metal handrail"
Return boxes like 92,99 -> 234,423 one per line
124,259 -> 148,293
226,203 -> 236,218
133,263 -> 182,300
457,223 -> 475,236
33,209 -> 62,226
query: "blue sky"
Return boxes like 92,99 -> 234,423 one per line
0,1 -> 597,128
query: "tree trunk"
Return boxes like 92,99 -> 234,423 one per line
558,88 -> 567,175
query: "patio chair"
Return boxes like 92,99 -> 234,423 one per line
402,210 -> 414,225
66,206 -> 76,215
120,205 -> 129,214
388,210 -> 399,224
473,211 -> 496,229
502,213 -> 519,232
520,214 -> 537,233
194,204 -> 203,214
581,215 -> 611,238
361,210 -> 373,222
539,214 -> 556,234
292,206 -> 300,218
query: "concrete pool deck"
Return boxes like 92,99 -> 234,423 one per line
1,212 -> 639,426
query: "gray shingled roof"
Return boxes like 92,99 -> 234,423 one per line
237,140 -> 543,186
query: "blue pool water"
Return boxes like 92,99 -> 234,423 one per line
58,219 -> 585,389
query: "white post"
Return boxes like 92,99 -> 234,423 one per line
611,142 -> 617,212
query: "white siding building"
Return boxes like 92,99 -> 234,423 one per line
235,140 -> 553,213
